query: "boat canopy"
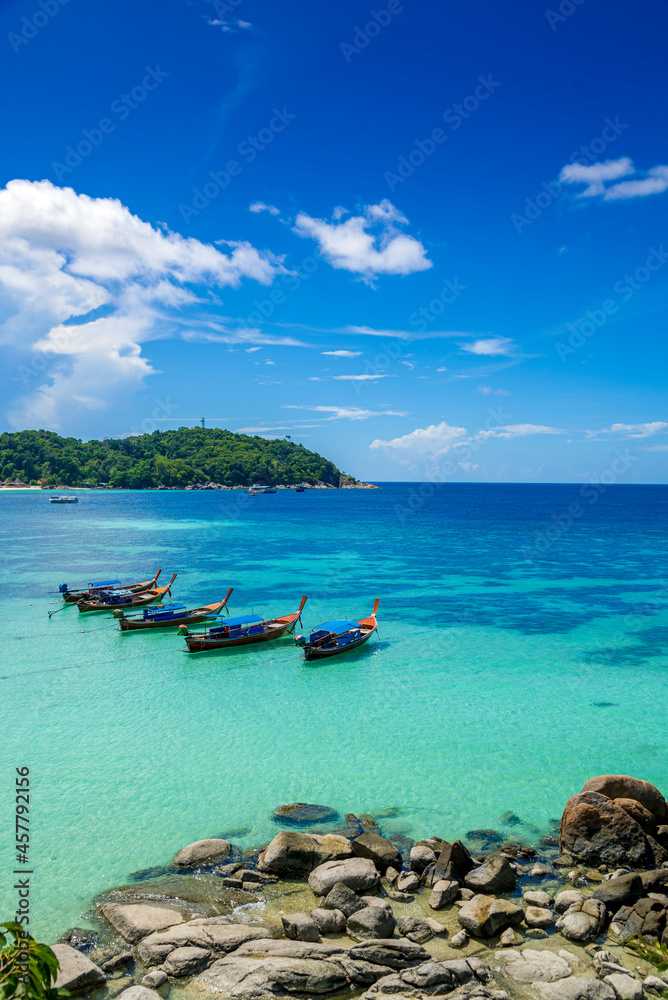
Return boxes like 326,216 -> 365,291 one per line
213,613 -> 263,627
144,604 -> 186,614
90,579 -> 121,588
312,619 -> 359,635
107,588 -> 134,597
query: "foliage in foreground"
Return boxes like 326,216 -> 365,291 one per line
0,427 -> 343,488
628,936 -> 668,996
0,922 -> 69,1000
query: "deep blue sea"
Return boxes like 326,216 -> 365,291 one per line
1,483 -> 667,939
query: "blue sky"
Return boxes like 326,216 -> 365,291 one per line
0,0 -> 666,482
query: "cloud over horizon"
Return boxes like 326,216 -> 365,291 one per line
559,157 -> 668,200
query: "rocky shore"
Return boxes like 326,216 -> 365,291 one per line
51,776 -> 668,1000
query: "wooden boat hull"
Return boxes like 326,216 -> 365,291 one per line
118,592 -> 232,631
63,571 -> 161,603
185,617 -> 298,652
303,626 -> 376,660
78,574 -> 176,613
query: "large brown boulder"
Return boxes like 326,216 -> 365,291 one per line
582,775 -> 667,822
559,791 -> 655,866
257,832 -> 353,876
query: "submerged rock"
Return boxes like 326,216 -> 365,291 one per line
273,803 -> 339,826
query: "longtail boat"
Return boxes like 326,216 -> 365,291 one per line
115,588 -> 233,631
59,570 -> 162,604
294,599 -> 380,661
183,596 -> 307,652
77,574 -> 176,613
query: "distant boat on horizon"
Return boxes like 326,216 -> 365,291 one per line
49,495 -> 78,503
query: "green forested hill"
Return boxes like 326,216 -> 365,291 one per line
0,428 -> 343,488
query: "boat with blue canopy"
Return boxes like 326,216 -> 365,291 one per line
183,596 -> 307,652
77,573 -> 176,613
115,588 -> 233,631
294,599 -> 380,661
58,570 -> 162,604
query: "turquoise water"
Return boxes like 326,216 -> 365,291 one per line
2,484 -> 668,940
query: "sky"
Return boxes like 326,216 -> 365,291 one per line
0,0 -> 666,482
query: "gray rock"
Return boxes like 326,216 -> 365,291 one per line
352,833 -> 402,873
273,803 -> 338,825
324,881 -> 367,917
450,929 -> 468,947
333,956 -> 393,984
592,872 -> 644,909
395,871 -> 420,893
117,989 -> 162,1000
602,973 -> 642,999
499,927 -> 520,946
429,879 -> 458,910
555,889 -> 586,913
537,978 -> 616,999
173,838 -> 231,867
497,947 -> 572,984
311,907 -> 345,934
163,946 -> 211,976
258,831 -> 353,876
400,956 -> 492,990
523,890 -> 553,908
531,863 -> 553,877
309,857 -> 380,895
50,944 -> 106,993
140,970 -> 167,988
457,895 -> 524,938
644,975 -> 668,991
281,913 -> 320,942
347,903 -> 396,941
384,866 -> 400,885
425,918 -> 446,934
101,952 -> 133,972
409,845 -> 436,874
524,906 -> 554,929
135,920 -> 272,966
99,903 -> 184,944
234,940 -> 345,960
349,939 -> 430,968
555,898 -> 608,941
396,916 -> 432,943
196,955 -> 348,996
464,854 -> 517,893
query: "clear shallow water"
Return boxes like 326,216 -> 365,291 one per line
1,483 -> 667,940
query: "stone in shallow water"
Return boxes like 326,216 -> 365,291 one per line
524,890 -> 553,907
141,970 -> 167,988
99,903 -> 184,944
352,832 -> 403,873
258,831 -> 352,876
273,803 -> 339,825
196,955 -> 348,996
524,906 -> 554,929
458,895 -> 524,938
281,913 -> 320,942
347,902 -> 396,942
163,945 -> 211,976
396,916 -> 432,943
348,939 -> 430,968
555,898 -> 607,941
536,977 -> 616,999
555,889 -> 585,913
50,944 -> 106,993
497,947 -> 572,984
311,907 -> 345,934
464,854 -> 517,893
308,857 -> 379,895
173,838 -> 231,867
324,881 -> 366,917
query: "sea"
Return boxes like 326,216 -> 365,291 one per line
1,483 -> 667,940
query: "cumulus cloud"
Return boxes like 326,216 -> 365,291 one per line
460,337 -> 517,356
586,421 -> 668,439
284,405 -> 407,421
476,424 -> 564,440
370,421 -> 468,456
293,199 -> 432,282
321,350 -> 362,357
0,180 -> 284,428
559,157 -> 668,200
249,201 -> 280,215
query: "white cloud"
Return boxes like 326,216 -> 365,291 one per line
321,350 -> 362,357
284,405 -> 407,421
477,424 -> 565,440
333,373 -> 389,381
436,366 -> 448,372
559,157 -> 668,200
208,16 -> 253,31
249,201 -> 280,215
645,444 -> 668,452
246,346 -> 262,352
293,199 -> 432,282
587,421 -> 668,439
460,337 -> 517,357
370,421 -> 468,456
478,385 -> 510,396
0,179 -> 284,428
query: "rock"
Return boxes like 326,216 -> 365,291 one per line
173,838 -> 231,867
333,956 -> 392,984
141,970 -> 167,988
581,775 -> 667,822
281,913 -> 320,942
384,866 -> 400,885
432,840 -> 475,882
99,903 -> 184,944
531,863 -> 553,877
347,903 -> 396,941
398,957 -> 492,991
555,889 -> 586,913
57,927 -> 99,952
273,803 -> 339,825
395,871 -> 420,893
497,947 -> 573,983
524,890 -> 553,907
429,879 -> 458,910
163,945 -> 211,976
639,867 -> 668,893
592,872 -> 644,909
409,845 -> 436,874
348,939 -> 430,968
458,887 -> 475,900
311,907 -> 345,934
396,916 -> 432,943
386,888 -> 413,902
524,907 -> 554,929
450,929 -> 468,947
644,975 -> 668,991
234,940 -> 345,960
499,927 -> 520,946
602,973 -> 643,999
196,955 -> 348,996
352,833 -> 402,873
323,881 -> 367,917
464,855 -> 517,893
135,920 -> 272,966
425,918 -> 446,934
117,989 -> 162,1000
457,895 -> 524,938
309,857 -> 380,895
101,952 -> 133,972
258,831 -> 353,876
555,898 -> 608,941
50,944 -> 106,993
559,791 -> 656,867
537,979 -> 616,999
